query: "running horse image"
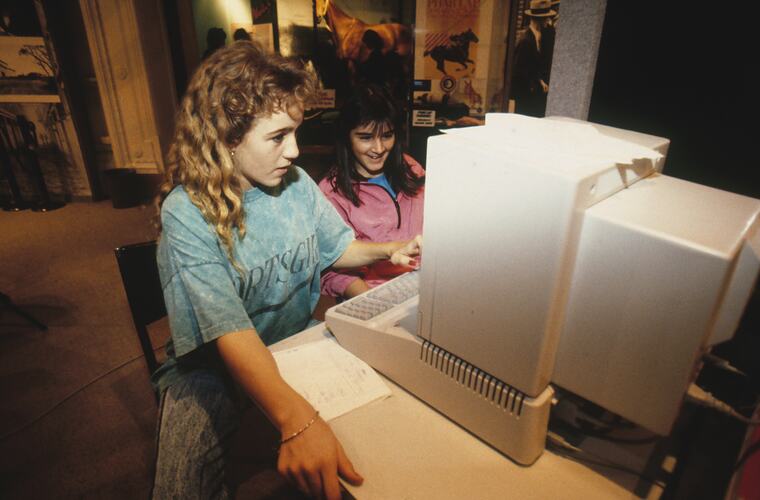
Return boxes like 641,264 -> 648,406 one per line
424,29 -> 479,76
315,0 -> 412,78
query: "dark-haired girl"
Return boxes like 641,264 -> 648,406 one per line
319,84 -> 425,298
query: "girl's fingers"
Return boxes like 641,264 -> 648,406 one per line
336,443 -> 364,485
321,468 -> 342,500
304,469 -> 324,499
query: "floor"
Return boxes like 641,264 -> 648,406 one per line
0,200 -> 315,499
1,201 -> 161,498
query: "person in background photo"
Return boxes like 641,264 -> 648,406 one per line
233,27 -> 252,41
510,0 -> 557,117
202,26 -> 227,59
152,41 -> 421,499
319,84 -> 425,300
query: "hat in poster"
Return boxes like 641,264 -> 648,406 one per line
525,0 -> 557,17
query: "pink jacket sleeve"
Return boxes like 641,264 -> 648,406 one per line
318,177 -> 362,297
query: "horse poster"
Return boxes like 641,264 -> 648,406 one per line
314,0 -> 413,102
414,0 -> 508,122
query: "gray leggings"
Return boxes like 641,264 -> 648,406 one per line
152,370 -> 242,500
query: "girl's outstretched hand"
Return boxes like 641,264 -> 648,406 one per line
390,234 -> 423,269
277,415 -> 363,499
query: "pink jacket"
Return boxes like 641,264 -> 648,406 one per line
318,154 -> 425,297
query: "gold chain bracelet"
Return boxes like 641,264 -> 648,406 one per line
280,410 -> 320,446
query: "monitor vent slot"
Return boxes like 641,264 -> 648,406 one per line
420,340 -> 525,415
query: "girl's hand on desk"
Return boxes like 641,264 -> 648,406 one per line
278,415 -> 364,499
216,330 -> 363,498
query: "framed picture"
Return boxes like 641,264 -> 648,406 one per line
0,36 -> 58,102
313,0 -> 412,103
412,0 -> 511,128
248,0 -> 280,53
296,0 -> 414,171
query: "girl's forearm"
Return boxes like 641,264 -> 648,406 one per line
332,240 -> 403,269
216,328 -> 314,434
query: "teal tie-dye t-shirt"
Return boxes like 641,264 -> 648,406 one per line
152,167 -> 354,393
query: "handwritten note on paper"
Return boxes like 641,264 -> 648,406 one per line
272,338 -> 392,421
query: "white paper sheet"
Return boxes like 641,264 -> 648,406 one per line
272,338 -> 392,421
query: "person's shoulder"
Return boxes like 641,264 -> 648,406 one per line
279,166 -> 323,202
317,169 -> 337,193
162,186 -> 192,214
293,165 -> 313,181
317,170 -> 352,207
284,166 -> 316,189
160,186 -> 205,228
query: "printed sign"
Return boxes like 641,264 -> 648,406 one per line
312,89 -> 336,109
412,109 -> 436,127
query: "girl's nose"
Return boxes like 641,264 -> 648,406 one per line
370,137 -> 385,153
283,134 -> 299,160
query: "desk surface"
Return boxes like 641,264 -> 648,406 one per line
272,324 -> 662,500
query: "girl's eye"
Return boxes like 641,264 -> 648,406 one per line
383,132 -> 395,139
272,133 -> 285,143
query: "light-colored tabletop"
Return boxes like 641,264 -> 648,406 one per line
271,324 -> 663,500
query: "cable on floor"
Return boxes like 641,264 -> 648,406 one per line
0,346 -> 165,442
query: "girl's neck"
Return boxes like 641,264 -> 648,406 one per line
354,162 -> 384,179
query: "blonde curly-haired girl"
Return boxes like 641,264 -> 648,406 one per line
152,41 -> 420,499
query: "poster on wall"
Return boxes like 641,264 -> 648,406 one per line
270,0 -> 313,58
0,2 -> 91,203
314,0 -> 412,103
507,0 -> 560,117
248,0 -> 279,53
0,36 -> 58,102
414,0 -> 498,125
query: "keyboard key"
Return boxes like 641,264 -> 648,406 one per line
335,271 -> 419,320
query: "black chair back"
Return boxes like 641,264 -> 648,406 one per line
115,241 -> 166,376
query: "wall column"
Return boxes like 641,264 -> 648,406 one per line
79,0 -> 177,173
546,0 -> 607,120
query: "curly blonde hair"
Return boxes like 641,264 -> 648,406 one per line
158,41 -> 318,272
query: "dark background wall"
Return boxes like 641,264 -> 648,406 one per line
588,0 -> 760,394
589,3 -> 758,199
589,7 -> 759,497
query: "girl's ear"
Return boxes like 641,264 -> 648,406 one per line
226,140 -> 240,158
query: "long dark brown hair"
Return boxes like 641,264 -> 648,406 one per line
326,84 -> 423,207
